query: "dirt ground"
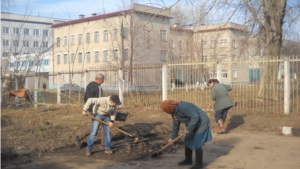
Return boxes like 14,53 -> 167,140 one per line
1,105 -> 300,169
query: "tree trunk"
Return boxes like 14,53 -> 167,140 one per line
257,0 -> 287,101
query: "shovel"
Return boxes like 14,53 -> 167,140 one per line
87,113 -> 135,138
151,133 -> 186,158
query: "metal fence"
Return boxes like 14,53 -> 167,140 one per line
3,56 -> 299,115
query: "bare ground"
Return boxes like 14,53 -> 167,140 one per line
1,105 -> 300,169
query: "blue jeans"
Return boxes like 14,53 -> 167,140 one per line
87,114 -> 111,150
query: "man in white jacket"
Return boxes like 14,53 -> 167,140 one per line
82,95 -> 121,156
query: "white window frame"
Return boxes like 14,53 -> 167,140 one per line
113,72 -> 118,82
3,39 -> 9,47
24,28 -> 29,35
86,52 -> 91,63
124,48 -> 128,60
179,40 -> 183,49
160,50 -> 167,61
13,27 -> 20,35
113,49 -> 118,60
71,53 -> 75,63
113,28 -> 118,40
232,39 -> 236,48
64,54 -> 68,64
33,29 -> 39,36
160,30 -> 167,41
13,40 -> 19,47
94,31 -> 99,42
71,35 -> 75,45
78,34 -> 82,44
78,53 -> 82,63
57,55 -> 61,64
202,40 -> 207,48
103,50 -> 108,61
210,40 -> 215,48
232,69 -> 237,79
3,27 -> 9,34
123,27 -> 128,39
222,70 -> 228,78
170,39 -> 175,48
23,40 -> 29,47
210,70 -> 217,78
43,41 -> 48,48
86,32 -> 90,43
220,39 -> 227,48
43,30 -> 48,37
64,36 -> 67,46
57,37 -> 61,47
103,30 -> 108,41
94,51 -> 99,62
33,41 -> 39,48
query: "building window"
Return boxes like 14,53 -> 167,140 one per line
113,72 -> 118,82
43,30 -> 48,36
13,40 -> 19,47
86,33 -> 90,43
210,70 -> 217,78
232,55 -> 237,61
86,52 -> 91,63
3,52 -> 9,56
57,55 -> 60,64
3,27 -> 9,34
23,40 -> 29,47
13,27 -> 20,35
94,31 -> 99,42
210,40 -> 215,48
33,41 -> 39,48
124,48 -> 128,60
113,49 -> 118,60
232,70 -> 237,78
179,40 -> 182,49
103,50 -> 108,61
42,59 -> 49,65
103,30 -> 108,41
71,53 -> 75,63
94,51 -> 99,62
3,39 -> 9,46
10,62 -> 14,67
123,27 -> 128,39
222,70 -> 228,78
160,30 -> 167,41
232,39 -> 236,48
160,50 -> 167,61
71,35 -> 75,45
64,54 -> 68,64
43,42 -> 48,48
220,55 -> 227,59
170,39 -> 174,48
202,55 -> 207,62
113,28 -> 118,40
78,34 -> 82,44
21,61 -> 27,67
33,29 -> 39,36
24,28 -> 29,35
220,39 -> 227,48
57,37 -> 60,47
64,36 -> 67,45
202,40 -> 207,48
78,53 -> 82,63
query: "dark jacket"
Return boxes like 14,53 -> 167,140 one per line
211,83 -> 233,111
84,81 -> 103,112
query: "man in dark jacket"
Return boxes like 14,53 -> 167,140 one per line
75,73 -> 105,149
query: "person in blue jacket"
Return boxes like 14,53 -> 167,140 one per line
207,79 -> 233,134
160,100 -> 212,169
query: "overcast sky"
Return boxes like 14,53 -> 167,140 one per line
7,0 -> 176,19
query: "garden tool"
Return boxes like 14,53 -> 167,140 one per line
151,133 -> 186,158
87,113 -> 135,138
204,101 -> 214,111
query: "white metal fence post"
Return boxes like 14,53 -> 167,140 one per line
57,73 -> 61,104
284,56 -> 290,114
217,61 -> 222,83
162,63 -> 167,101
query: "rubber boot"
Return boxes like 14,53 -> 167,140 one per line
190,148 -> 203,169
178,146 -> 193,166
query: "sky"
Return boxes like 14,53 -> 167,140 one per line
6,0 -> 176,19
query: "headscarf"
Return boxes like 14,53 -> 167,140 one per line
160,100 -> 179,114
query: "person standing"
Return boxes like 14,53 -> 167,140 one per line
207,79 -> 233,134
160,100 -> 212,169
82,95 -> 122,156
74,73 -> 105,149
42,82 -> 46,90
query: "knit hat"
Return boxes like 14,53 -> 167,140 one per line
110,95 -> 122,105
160,100 -> 179,114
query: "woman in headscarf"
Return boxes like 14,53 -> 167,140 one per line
160,100 -> 212,169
